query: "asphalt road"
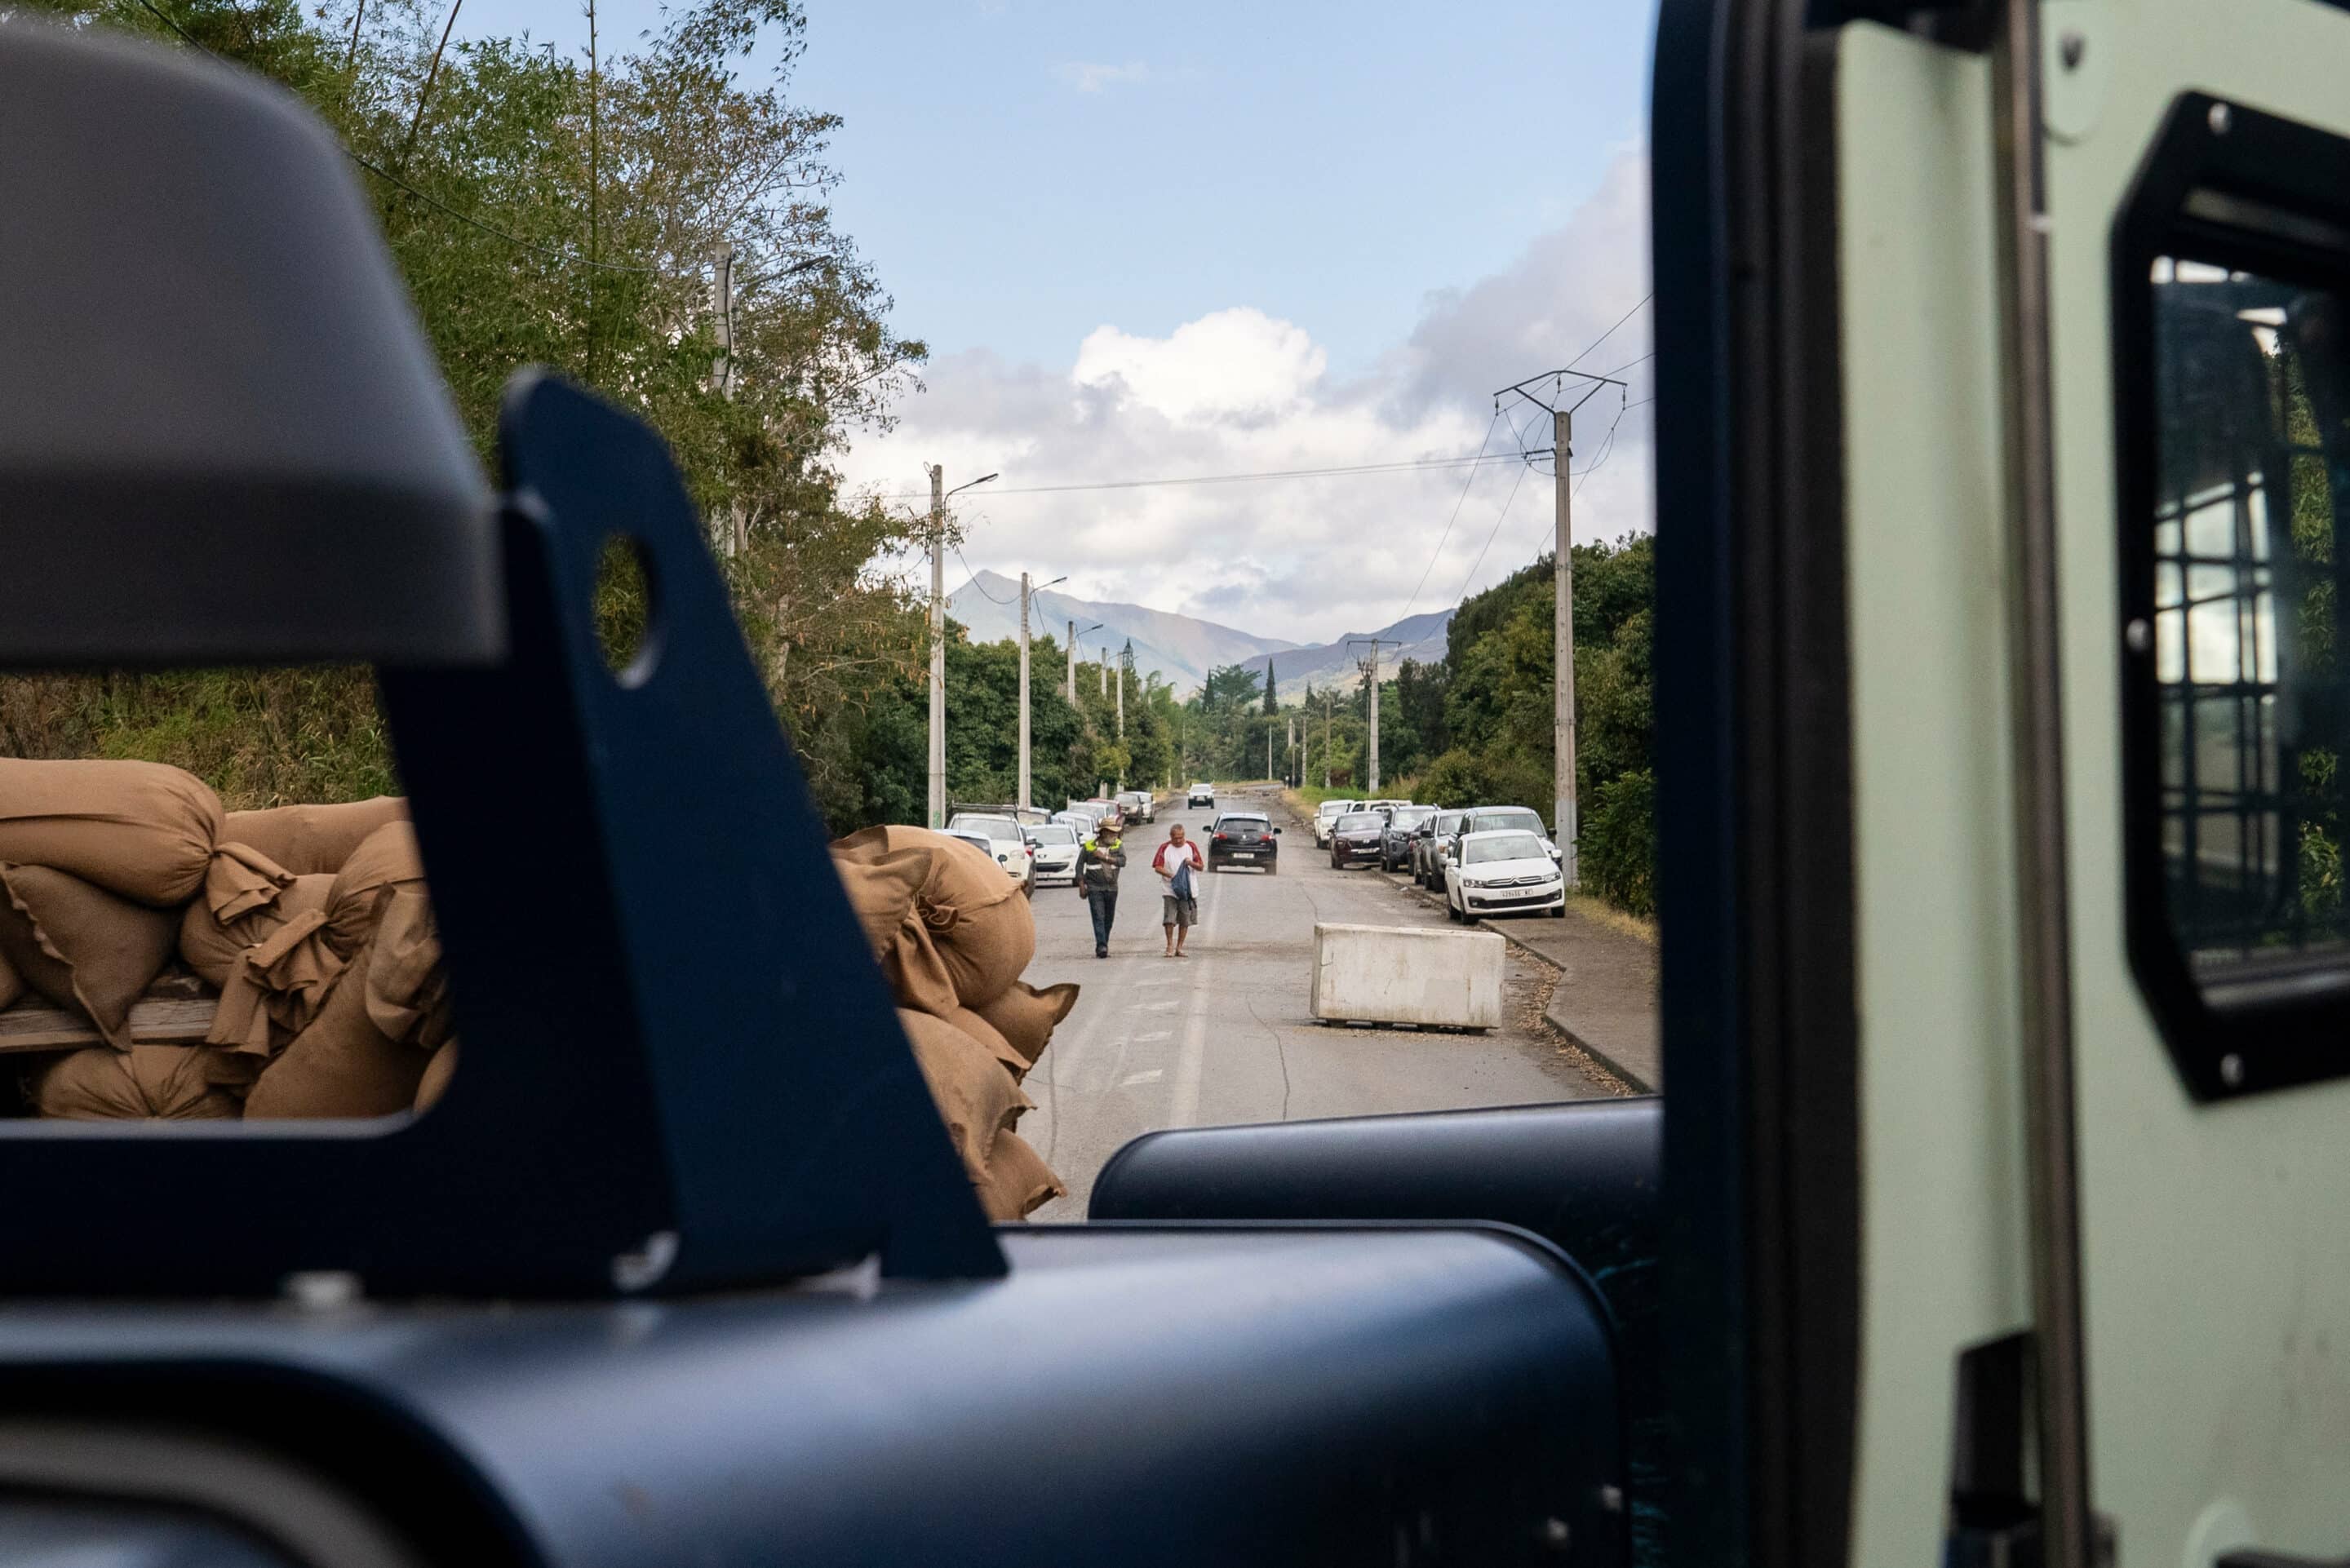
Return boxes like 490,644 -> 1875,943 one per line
1018,786 -> 1610,1220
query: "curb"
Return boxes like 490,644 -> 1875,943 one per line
1375,869 -> 1655,1095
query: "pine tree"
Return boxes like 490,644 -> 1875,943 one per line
1263,660 -> 1278,713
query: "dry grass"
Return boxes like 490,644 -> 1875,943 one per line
1567,889 -> 1657,946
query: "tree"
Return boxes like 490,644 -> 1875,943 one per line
1264,661 -> 1278,714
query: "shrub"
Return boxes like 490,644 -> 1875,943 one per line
1581,768 -> 1656,919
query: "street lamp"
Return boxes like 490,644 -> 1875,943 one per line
1017,572 -> 1067,812
925,467 -> 998,830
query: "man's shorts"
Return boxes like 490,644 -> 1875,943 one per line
1161,893 -> 1198,928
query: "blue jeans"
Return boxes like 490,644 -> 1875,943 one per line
1087,890 -> 1118,952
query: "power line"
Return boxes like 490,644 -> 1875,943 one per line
952,547 -> 1016,603
1446,458 -> 1532,610
1574,393 -> 1631,495
1394,408 -> 1505,626
1564,292 -> 1652,373
1594,349 -> 1654,379
875,448 -> 1531,501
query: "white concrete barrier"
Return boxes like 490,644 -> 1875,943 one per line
1311,923 -> 1505,1030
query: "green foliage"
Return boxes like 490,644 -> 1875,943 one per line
1581,768 -> 1656,919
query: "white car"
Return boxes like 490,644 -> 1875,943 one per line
1312,799 -> 1359,848
1443,828 -> 1567,921
1023,822 -> 1081,887
1187,782 -> 1214,808
944,813 -> 1031,888
1117,789 -> 1156,824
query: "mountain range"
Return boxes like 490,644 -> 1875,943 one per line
943,570 -> 1450,700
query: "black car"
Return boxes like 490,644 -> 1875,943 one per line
1207,812 -> 1280,872
1328,810 -> 1389,869
1380,805 -> 1439,870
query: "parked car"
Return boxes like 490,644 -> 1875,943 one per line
1117,789 -> 1156,824
1328,810 -> 1388,869
1380,804 -> 1439,870
1312,799 -> 1359,847
1022,822 -> 1081,887
1414,808 -> 1469,888
1207,812 -> 1279,872
944,812 -> 1032,888
1433,806 -> 1557,881
1187,781 -> 1215,808
1443,827 -> 1566,920
1363,798 -> 1412,815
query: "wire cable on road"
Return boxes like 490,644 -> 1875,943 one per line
1393,408 -> 1506,626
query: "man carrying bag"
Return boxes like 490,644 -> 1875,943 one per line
1154,822 -> 1204,959
1077,820 -> 1127,959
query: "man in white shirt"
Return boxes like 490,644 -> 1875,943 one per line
1153,823 -> 1204,958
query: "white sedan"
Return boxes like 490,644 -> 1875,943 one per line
1023,822 -> 1082,887
1443,828 -> 1567,921
1187,782 -> 1214,808
944,813 -> 1031,888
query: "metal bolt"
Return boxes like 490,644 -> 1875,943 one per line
2209,102 -> 2232,135
2058,29 -> 2087,71
2126,618 -> 2153,654
2221,1053 -> 2246,1087
1541,1517 -> 1572,1552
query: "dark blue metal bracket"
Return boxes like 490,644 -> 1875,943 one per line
0,373 -> 1001,1296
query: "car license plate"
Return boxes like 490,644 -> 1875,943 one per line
1232,851 -> 1257,860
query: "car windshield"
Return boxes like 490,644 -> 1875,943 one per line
1337,813 -> 1381,831
1028,826 -> 1076,844
1465,833 -> 1549,865
1317,802 -> 1348,817
950,816 -> 1022,841
1391,807 -> 1436,829
1434,813 -> 1465,832
1470,809 -> 1544,835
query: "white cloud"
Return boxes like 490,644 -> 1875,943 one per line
841,148 -> 1654,645
1058,60 -> 1149,94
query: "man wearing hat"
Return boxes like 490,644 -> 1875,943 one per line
1076,817 -> 1127,959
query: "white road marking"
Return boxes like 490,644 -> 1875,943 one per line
1165,875 -> 1224,1128
1120,1069 -> 1164,1086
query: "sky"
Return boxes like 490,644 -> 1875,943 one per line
455,0 -> 1661,643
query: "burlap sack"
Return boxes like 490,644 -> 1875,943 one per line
221,796 -> 409,877
947,1005 -> 1031,1083
971,981 -> 1080,1075
34,1043 -> 243,1119
0,945 -> 20,1012
414,1040 -> 458,1112
323,821 -> 425,960
0,758 -> 224,906
833,826 -> 1035,1012
977,1130 -> 1066,1221
0,865 -> 179,1050
831,848 -> 929,963
180,874 -> 341,1056
244,897 -> 445,1118
896,1007 -> 1030,1185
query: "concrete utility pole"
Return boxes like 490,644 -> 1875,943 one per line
926,464 -> 946,829
1553,407 -> 1579,887
1350,639 -> 1400,795
1324,693 -> 1334,787
1018,574 -> 1067,813
1493,365 -> 1624,883
1066,620 -> 1077,703
1018,572 -> 1032,813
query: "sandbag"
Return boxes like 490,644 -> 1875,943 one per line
34,1043 -> 243,1120
244,904 -> 442,1118
414,1040 -> 458,1113
947,1005 -> 1031,1083
361,888 -> 451,1054
220,796 -> 409,876
971,981 -> 1080,1075
0,945 -> 20,1012
834,826 -> 1035,1012
0,758 -> 223,906
181,874 -> 341,1056
977,1131 -> 1066,1221
323,821 -> 425,959
0,865 -> 179,1050
831,849 -> 929,963
896,1008 -> 1029,1184
198,841 -> 295,924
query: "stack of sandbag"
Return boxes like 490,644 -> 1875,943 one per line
0,759 -> 454,1122
831,825 -> 1076,1220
